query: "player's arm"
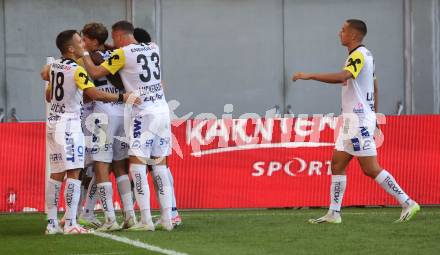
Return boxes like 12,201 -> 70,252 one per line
81,48 -> 125,80
41,64 -> 50,81
293,50 -> 365,85
292,71 -> 353,84
89,51 -> 125,90
45,84 -> 52,103
374,79 -> 378,113
75,66 -> 139,104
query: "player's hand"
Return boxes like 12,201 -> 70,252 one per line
123,93 -> 142,105
40,64 -> 50,81
292,72 -> 312,82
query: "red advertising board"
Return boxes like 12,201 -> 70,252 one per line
1,115 -> 439,212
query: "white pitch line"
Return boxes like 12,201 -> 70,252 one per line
92,232 -> 188,255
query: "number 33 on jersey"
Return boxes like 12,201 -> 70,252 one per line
100,42 -> 168,114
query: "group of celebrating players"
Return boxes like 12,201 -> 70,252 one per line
41,18 -> 421,235
42,21 -> 180,234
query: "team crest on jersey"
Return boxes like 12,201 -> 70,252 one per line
353,103 -> 365,114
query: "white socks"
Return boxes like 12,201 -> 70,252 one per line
46,178 -> 62,225
152,165 -> 173,221
116,174 -> 135,219
167,167 -> 179,218
97,182 -> 116,222
82,176 -> 98,217
130,164 -> 152,224
64,178 -> 81,227
375,169 -> 411,207
329,175 -> 347,213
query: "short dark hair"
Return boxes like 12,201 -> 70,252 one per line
134,27 -> 151,43
56,30 -> 78,54
112,20 -> 134,34
346,19 -> 367,37
82,23 -> 108,45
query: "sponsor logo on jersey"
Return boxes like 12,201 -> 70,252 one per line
353,103 -> 365,114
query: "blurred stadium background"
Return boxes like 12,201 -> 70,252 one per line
0,1 -> 440,254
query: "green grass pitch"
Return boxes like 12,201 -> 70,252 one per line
0,207 -> 439,255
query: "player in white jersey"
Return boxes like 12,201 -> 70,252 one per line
134,27 -> 182,227
81,21 -> 174,231
44,30 -> 140,235
292,19 -> 420,223
79,22 -> 136,231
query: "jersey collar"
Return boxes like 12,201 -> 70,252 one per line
349,44 -> 365,55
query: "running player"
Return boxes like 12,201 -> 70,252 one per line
292,19 -> 420,223
81,21 -> 174,231
44,29 -> 139,234
133,27 -> 182,226
80,22 -> 136,231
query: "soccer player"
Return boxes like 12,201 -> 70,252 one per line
79,22 -> 136,231
292,19 -> 420,223
133,27 -> 182,226
81,21 -> 174,231
44,29 -> 139,234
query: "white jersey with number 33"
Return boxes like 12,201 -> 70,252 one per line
101,42 -> 168,114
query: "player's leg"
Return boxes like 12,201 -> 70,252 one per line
357,156 -> 420,222
128,155 -> 154,231
149,112 -> 174,231
166,165 -> 181,226
113,158 -> 136,228
78,165 -> 102,228
45,171 -> 64,234
94,161 -> 120,231
309,150 -> 353,224
127,113 -> 154,231
63,169 -> 90,234
92,113 -> 120,231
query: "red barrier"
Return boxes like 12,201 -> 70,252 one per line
1,115 -> 440,212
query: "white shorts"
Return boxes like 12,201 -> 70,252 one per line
90,113 -> 129,163
128,112 -> 172,159
335,125 -> 377,157
47,131 -> 85,173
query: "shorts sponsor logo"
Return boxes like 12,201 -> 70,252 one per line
360,127 -> 370,137
133,119 -> 142,138
50,153 -> 63,162
351,138 -> 361,151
